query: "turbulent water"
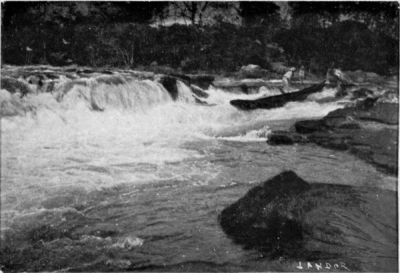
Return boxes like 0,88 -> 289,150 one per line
0,68 -> 397,271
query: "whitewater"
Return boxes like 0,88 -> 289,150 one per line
0,67 -> 396,271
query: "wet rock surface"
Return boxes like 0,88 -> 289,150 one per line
186,74 -> 215,89
230,82 -> 326,110
219,171 -> 397,271
268,99 -> 398,175
158,75 -> 179,100
1,76 -> 33,96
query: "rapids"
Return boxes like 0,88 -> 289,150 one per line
0,67 -> 396,271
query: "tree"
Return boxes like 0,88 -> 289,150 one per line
238,2 -> 280,25
289,1 -> 399,38
158,2 -> 241,26
164,2 -> 210,25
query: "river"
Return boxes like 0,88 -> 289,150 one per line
0,68 -> 396,271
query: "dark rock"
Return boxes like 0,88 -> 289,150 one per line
96,75 -> 125,85
308,132 -> 350,150
351,88 -> 374,99
42,73 -> 60,80
295,120 -> 327,134
190,84 -> 209,98
267,132 -> 295,145
267,131 -> 307,145
1,77 -> 32,97
354,97 -> 379,110
337,122 -> 361,129
349,128 -> 398,173
219,171 -> 397,270
28,225 -> 71,243
99,70 -> 113,75
326,100 -> 398,126
194,97 -> 208,105
219,171 -> 310,256
356,102 -> 398,125
78,68 -> 95,74
168,73 -> 191,83
275,98 -> 398,174
159,76 -> 178,100
187,74 -> 215,89
230,82 -> 326,110
27,75 -> 46,87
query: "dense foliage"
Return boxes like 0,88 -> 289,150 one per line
2,1 -> 398,75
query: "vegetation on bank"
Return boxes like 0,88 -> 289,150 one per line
2,2 -> 398,75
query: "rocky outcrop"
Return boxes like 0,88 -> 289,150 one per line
268,99 -> 398,174
230,82 -> 326,110
158,76 -> 179,100
186,74 -> 214,89
190,84 -> 209,98
219,171 -> 397,271
1,76 -> 32,96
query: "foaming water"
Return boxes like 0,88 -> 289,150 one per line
1,68 -> 396,272
0,75 -> 350,215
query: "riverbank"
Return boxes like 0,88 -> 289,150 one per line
268,97 -> 398,175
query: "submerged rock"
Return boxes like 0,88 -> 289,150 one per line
267,131 -> 307,145
219,171 -> 397,271
350,88 -> 375,100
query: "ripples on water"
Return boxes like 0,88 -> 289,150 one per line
0,69 -> 396,271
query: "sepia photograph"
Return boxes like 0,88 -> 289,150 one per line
0,1 -> 398,272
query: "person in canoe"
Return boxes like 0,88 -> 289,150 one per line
282,67 -> 296,93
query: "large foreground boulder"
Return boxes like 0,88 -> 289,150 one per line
219,171 -> 397,271
230,81 -> 326,110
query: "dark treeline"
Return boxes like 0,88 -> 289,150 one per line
1,1 -> 398,75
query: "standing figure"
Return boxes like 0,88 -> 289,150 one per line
282,67 -> 296,93
298,65 -> 305,84
25,46 -> 33,64
326,67 -> 351,97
